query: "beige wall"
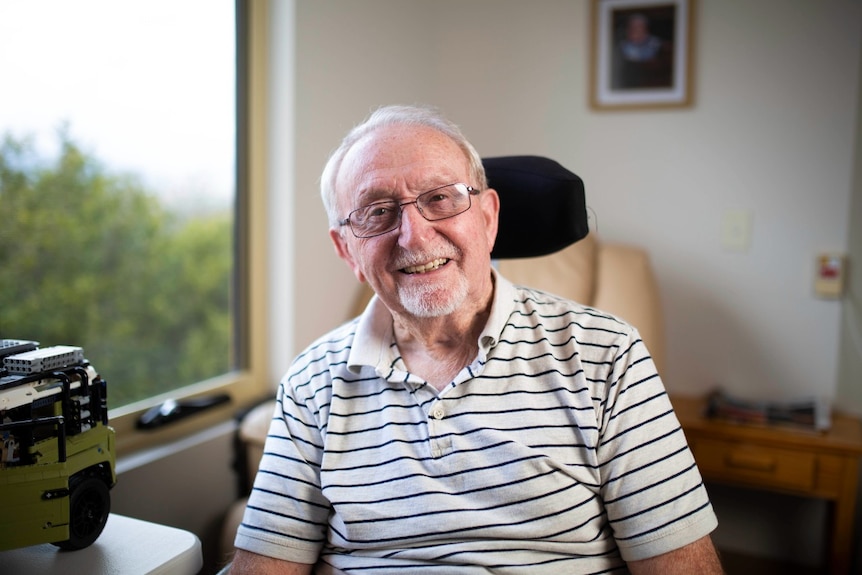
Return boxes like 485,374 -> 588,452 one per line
285,0 -> 862,410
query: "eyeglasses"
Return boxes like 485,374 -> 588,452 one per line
338,182 -> 480,238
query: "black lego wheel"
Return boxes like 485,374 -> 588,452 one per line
53,474 -> 111,550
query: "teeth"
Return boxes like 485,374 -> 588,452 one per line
403,258 -> 448,274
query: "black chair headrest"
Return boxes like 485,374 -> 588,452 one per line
483,156 -> 589,259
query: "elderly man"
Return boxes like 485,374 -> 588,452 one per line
230,105 -> 723,574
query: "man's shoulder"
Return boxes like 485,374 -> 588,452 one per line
509,284 -> 633,334
287,318 -> 360,379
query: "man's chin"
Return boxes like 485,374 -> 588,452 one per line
398,283 -> 466,319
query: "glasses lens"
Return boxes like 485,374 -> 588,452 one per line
346,184 -> 473,238
350,200 -> 400,237
417,183 -> 471,221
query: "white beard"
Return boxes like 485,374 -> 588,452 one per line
397,272 -> 468,318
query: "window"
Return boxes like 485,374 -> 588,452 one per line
0,0 -> 269,452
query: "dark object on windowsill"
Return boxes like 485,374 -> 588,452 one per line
137,394 -> 232,430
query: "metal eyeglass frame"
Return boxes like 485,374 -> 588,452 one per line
338,182 -> 480,238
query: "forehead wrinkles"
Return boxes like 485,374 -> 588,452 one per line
335,125 -> 469,208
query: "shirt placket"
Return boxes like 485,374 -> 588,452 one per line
426,399 -> 453,459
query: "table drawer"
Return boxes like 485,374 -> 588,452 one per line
691,438 -> 816,492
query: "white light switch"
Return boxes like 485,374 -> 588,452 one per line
722,210 -> 753,252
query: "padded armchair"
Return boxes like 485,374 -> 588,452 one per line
217,156 -> 666,568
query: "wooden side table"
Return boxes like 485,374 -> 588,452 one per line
671,394 -> 862,575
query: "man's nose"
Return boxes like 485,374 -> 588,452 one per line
397,201 -> 433,244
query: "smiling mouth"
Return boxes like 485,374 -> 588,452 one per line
401,258 -> 449,274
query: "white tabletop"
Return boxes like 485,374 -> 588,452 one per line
0,513 -> 202,575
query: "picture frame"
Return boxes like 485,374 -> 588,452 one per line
590,0 -> 695,110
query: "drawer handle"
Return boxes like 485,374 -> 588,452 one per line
725,452 -> 776,472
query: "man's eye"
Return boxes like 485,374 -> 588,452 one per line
425,193 -> 449,204
357,202 -> 397,222
368,205 -> 393,218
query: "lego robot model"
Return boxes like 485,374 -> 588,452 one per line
0,340 -> 116,551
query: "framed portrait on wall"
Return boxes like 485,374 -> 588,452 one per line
590,0 -> 695,110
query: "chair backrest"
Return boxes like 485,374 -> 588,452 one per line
484,156 -> 589,259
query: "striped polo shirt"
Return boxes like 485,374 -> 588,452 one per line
235,271 -> 717,573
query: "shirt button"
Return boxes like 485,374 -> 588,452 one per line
432,408 -> 445,420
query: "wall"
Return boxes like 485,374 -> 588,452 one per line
284,0 -> 862,567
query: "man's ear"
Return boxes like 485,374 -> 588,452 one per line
480,188 -> 500,254
329,228 -> 367,283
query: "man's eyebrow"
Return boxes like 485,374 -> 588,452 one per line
356,180 -> 457,204
355,188 -> 396,205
